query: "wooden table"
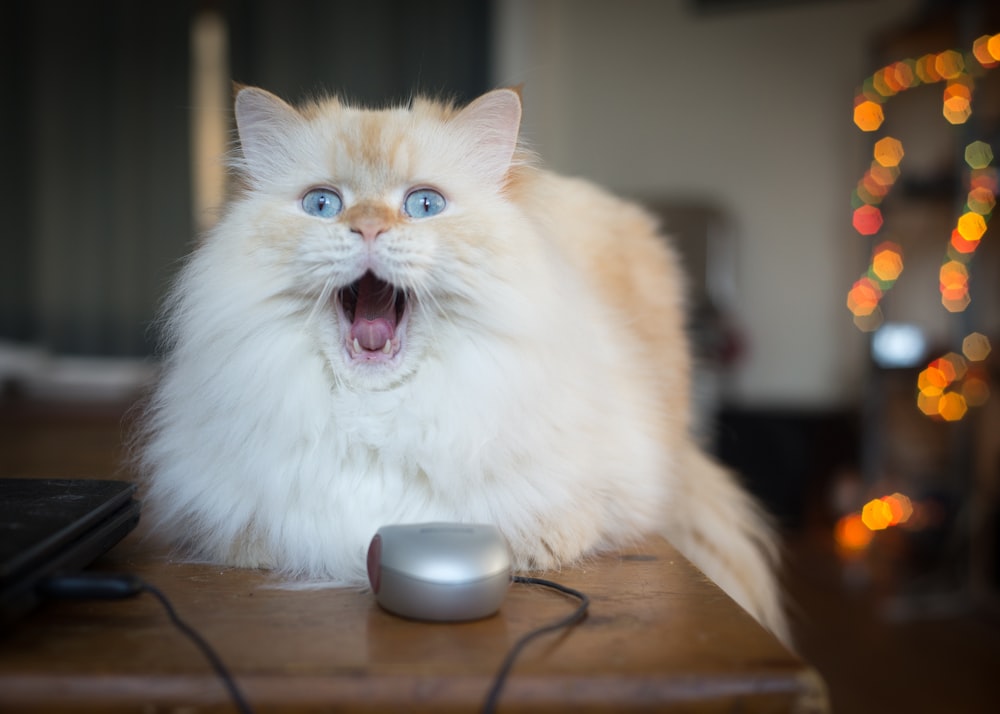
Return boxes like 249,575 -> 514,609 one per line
0,399 -> 828,712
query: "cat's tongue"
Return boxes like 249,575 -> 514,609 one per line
351,273 -> 397,351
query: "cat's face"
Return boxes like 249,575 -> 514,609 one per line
229,88 -> 523,389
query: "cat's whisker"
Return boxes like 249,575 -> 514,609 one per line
305,276 -> 337,326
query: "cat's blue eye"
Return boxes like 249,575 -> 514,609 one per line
301,188 -> 343,218
403,188 -> 446,218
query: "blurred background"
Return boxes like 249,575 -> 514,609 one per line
1,0 -> 999,710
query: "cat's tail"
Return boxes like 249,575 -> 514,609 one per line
664,445 -> 792,647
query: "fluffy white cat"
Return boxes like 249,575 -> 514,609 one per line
140,86 -> 788,643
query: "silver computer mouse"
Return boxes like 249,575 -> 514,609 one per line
367,523 -> 512,622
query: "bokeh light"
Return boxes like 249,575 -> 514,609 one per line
963,372 -> 991,407
847,276 -> 882,317
882,493 -> 914,526
966,186 -> 996,216
962,332 -> 992,362
956,211 -> 988,242
835,513 -> 874,551
965,140 -> 994,169
934,50 -> 965,80
873,137 -> 904,167
937,392 -> 969,421
862,498 -> 893,530
850,38 -> 996,420
973,35 -> 1000,68
939,259 -> 971,312
871,241 -> 904,282
853,205 -> 883,235
854,99 -> 885,131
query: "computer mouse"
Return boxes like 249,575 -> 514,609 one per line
367,523 -> 512,622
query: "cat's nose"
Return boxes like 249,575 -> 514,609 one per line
349,216 -> 389,242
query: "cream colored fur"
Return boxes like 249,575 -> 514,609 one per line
140,86 -> 789,644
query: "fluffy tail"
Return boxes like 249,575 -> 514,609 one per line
664,445 -> 791,646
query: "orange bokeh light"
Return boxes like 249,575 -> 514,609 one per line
915,54 -> 943,83
950,229 -> 979,255
943,94 -> 972,124
847,277 -> 882,317
854,100 -> 885,131
989,33 -> 1000,62
835,513 -> 874,551
871,242 -> 904,282
938,392 -> 968,421
973,35 -> 1000,68
873,137 -> 904,168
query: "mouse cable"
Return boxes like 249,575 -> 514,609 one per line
38,573 -> 254,714
481,575 -> 591,714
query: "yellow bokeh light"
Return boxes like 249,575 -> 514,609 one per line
862,498 -> 893,531
854,100 -> 884,131
935,50 -> 965,80
965,141 -> 994,169
873,137 -> 904,167
871,241 -> 903,282
937,392 -> 968,421
956,212 -> 987,242
835,513 -> 874,551
962,332 -> 992,362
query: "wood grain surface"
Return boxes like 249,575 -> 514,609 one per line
0,400 -> 828,712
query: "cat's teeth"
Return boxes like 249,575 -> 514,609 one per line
353,338 -> 362,354
382,339 -> 392,354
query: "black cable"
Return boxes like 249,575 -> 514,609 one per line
480,575 -> 591,714
41,572 -> 590,714
139,582 -> 254,714
39,573 -> 254,714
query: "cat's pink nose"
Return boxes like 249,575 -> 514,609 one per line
350,216 -> 388,242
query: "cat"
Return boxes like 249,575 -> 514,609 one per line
139,85 -> 789,644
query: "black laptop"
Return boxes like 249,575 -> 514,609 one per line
0,478 -> 141,628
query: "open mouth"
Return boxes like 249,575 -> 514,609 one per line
337,272 -> 408,362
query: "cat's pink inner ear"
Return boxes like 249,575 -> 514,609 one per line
234,87 -> 302,181
454,88 -> 522,185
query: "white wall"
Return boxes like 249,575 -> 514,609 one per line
493,0 -> 919,408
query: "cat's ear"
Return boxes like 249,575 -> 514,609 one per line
233,86 -> 302,183
452,88 -> 522,186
